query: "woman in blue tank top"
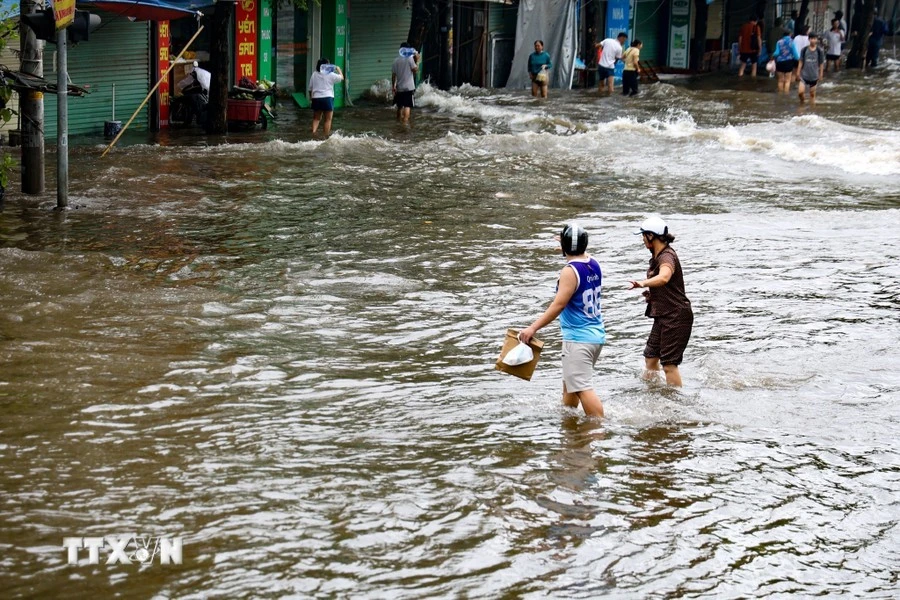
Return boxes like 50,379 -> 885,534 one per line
520,222 -> 606,417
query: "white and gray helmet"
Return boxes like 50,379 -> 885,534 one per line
561,222 -> 588,255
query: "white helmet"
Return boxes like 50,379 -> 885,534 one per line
635,215 -> 668,236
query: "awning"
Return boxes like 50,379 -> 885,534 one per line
77,0 -> 202,21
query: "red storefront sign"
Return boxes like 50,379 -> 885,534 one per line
235,0 -> 257,81
158,21 -> 171,127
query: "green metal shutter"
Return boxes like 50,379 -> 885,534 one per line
44,13 -> 150,139
634,0 -> 663,65
488,1 -> 518,35
347,0 -> 411,100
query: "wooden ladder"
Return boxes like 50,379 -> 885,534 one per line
639,60 -> 661,83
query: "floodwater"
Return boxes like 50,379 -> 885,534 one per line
1,61 -> 899,598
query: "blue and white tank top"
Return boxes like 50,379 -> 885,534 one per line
558,257 -> 606,344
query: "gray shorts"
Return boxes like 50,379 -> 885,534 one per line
561,341 -> 602,393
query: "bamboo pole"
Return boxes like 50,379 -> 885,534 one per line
101,25 -> 205,158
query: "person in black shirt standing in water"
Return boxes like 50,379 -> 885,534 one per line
627,216 -> 693,387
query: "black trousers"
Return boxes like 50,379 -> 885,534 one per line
622,70 -> 639,96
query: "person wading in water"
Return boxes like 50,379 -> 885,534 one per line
520,223 -> 606,417
627,216 -> 693,387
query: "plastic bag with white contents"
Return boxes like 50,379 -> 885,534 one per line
502,341 -> 534,366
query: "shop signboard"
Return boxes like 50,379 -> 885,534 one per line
668,0 -> 690,69
606,0 -> 630,82
258,0 -> 273,83
158,21 -> 170,127
235,0 -> 258,82
321,0 -> 347,107
335,0 -> 347,68
53,0 -> 75,30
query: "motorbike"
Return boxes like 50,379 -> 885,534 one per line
169,87 -> 209,128
227,79 -> 277,130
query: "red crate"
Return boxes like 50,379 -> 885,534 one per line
227,99 -> 261,122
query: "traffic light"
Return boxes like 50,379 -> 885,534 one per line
20,8 -> 54,41
21,9 -> 100,43
68,11 -> 101,43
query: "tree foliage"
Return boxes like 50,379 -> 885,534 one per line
1,4 -> 18,192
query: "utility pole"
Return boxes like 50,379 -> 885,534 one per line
56,29 -> 68,208
20,0 -> 45,195
207,1 -> 234,134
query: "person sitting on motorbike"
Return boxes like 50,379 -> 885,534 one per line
175,62 -> 211,126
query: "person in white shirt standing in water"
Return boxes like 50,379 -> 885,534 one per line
519,223 -> 606,418
391,42 -> 420,125
596,32 -> 627,94
823,19 -> 845,73
308,58 -> 343,136
792,25 -> 810,85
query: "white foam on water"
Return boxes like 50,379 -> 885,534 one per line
429,102 -> 900,177
109,84 -> 898,181
416,83 -> 573,130
366,78 -> 393,101
884,57 -> 900,80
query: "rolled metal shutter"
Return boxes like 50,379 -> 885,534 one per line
634,0 -> 664,66
44,12 -> 150,139
347,0 -> 412,100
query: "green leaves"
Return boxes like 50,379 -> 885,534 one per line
0,19 -> 13,191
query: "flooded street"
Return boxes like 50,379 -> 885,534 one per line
1,62 -> 899,597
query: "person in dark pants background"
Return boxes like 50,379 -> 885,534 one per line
622,39 -> 642,96
866,10 -> 888,68
738,16 -> 762,77
392,42 -> 420,124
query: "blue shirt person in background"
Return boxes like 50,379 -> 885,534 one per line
774,32 -> 800,93
520,223 -> 606,417
528,40 -> 552,98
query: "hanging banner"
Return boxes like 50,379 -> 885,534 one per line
158,20 -> 170,127
235,0 -> 258,81
335,0 -> 347,67
669,0 -> 691,69
258,0 -> 273,83
334,0 -> 347,105
320,0 -> 347,107
53,0 -> 76,30
606,0 -> 630,82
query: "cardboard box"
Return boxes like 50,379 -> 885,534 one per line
495,328 -> 544,381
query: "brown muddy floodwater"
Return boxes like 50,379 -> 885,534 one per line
1,64 -> 899,598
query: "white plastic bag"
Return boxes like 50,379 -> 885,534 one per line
502,341 -> 534,366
